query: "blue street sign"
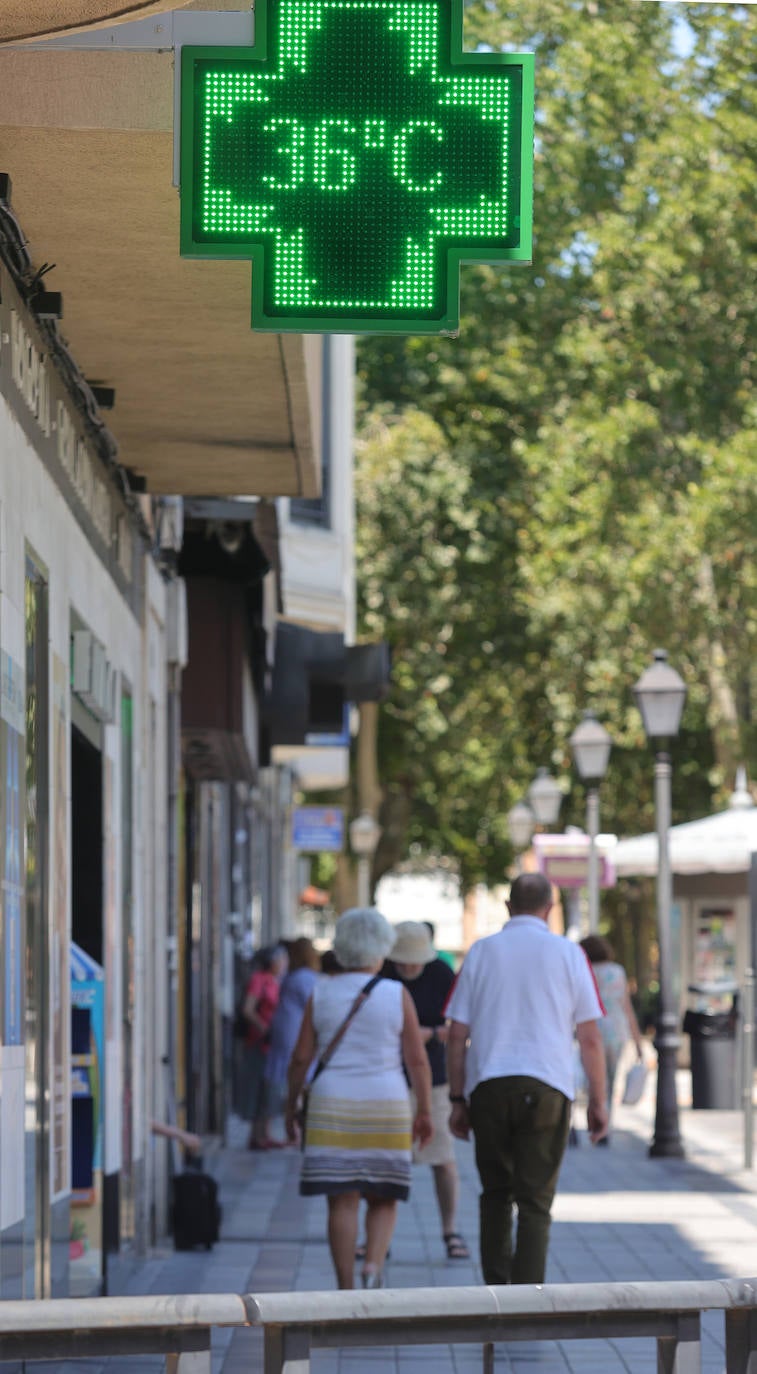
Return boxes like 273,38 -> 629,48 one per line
292,806 -> 345,852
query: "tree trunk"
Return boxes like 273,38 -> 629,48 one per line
696,554 -> 742,786
355,701 -> 383,900
333,853 -> 357,912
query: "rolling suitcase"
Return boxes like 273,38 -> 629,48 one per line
172,1169 -> 222,1251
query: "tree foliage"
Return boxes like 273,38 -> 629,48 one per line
355,1 -> 757,894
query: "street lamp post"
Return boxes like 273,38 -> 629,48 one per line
633,649 -> 687,1159
569,712 -> 612,935
508,770 -> 562,883
349,812 -> 381,907
527,768 -> 563,829
507,800 -> 536,854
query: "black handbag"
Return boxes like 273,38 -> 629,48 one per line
298,974 -> 381,1148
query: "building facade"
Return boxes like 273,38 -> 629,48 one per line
0,0 -> 338,1298
0,259 -> 175,1297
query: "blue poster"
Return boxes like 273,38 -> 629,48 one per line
292,806 -> 345,852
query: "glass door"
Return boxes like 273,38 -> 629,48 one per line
120,690 -> 135,1248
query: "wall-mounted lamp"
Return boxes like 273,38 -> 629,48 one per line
88,384 -> 116,410
33,290 -> 64,320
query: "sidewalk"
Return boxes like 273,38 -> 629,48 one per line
109,1076 -> 757,1374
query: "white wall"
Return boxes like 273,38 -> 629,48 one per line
279,333 -> 356,637
275,334 -> 355,802
0,388 -> 168,1256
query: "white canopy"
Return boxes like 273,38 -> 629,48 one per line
613,772 -> 757,878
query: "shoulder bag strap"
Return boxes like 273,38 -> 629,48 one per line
310,974 -> 382,1083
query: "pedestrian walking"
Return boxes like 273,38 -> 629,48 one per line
446,872 -> 608,1285
285,907 -> 432,1290
261,936 -> 321,1144
386,920 -> 470,1261
580,935 -> 645,1141
240,944 -> 288,1150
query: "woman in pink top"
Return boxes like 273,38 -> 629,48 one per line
241,944 -> 287,1148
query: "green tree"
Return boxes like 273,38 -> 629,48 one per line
357,408 -> 538,889
356,1 -> 757,893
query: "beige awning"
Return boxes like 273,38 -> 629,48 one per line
614,785 -> 757,879
0,0 -> 192,46
0,34 -> 322,496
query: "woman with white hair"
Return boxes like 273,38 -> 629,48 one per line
286,907 -> 433,1289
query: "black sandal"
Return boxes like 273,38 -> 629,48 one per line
444,1232 -> 470,1260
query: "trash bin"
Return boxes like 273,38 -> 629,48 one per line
683,982 -> 739,1110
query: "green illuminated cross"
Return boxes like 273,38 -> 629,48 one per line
180,0 -> 533,334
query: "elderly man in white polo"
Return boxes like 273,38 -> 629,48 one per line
446,872 -> 608,1285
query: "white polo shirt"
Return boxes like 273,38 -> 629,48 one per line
446,917 -> 604,1101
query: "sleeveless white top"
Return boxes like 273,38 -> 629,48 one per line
311,973 -> 406,1099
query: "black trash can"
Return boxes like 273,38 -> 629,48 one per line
683,983 -> 739,1110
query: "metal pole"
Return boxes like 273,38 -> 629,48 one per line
587,788 -> 600,934
357,857 -> 370,908
745,853 -> 757,1169
743,966 -> 754,1171
649,750 -> 684,1158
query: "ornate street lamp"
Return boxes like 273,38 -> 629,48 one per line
570,712 -> 612,934
349,812 -> 381,907
527,768 -> 563,828
507,800 -> 536,852
633,649 -> 687,1159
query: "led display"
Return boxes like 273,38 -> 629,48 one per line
180,0 -> 534,334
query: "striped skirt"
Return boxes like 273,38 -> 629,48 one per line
300,1093 -> 412,1200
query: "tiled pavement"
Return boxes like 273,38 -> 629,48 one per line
94,1074 -> 757,1374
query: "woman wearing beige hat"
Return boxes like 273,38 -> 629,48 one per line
387,920 -> 470,1261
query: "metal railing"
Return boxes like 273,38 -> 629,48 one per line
0,1293 -> 247,1373
248,1278 -> 757,1374
1,1279 -> 756,1374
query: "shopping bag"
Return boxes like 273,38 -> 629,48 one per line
621,1060 -> 648,1105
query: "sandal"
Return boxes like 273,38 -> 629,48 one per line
444,1232 -> 470,1260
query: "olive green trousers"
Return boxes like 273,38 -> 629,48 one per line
469,1075 -> 571,1285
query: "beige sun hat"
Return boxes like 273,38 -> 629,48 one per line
391,921 -> 436,965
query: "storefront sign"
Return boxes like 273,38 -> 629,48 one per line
533,833 -> 616,890
0,268 -> 138,604
180,0 -> 533,334
292,805 -> 344,851
10,308 -> 51,437
56,403 -> 113,549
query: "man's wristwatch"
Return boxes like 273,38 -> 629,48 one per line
448,1094 -> 466,1104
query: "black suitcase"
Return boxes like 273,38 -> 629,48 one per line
172,1170 -> 222,1250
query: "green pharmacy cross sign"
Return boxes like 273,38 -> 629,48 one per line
180,0 -> 534,334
